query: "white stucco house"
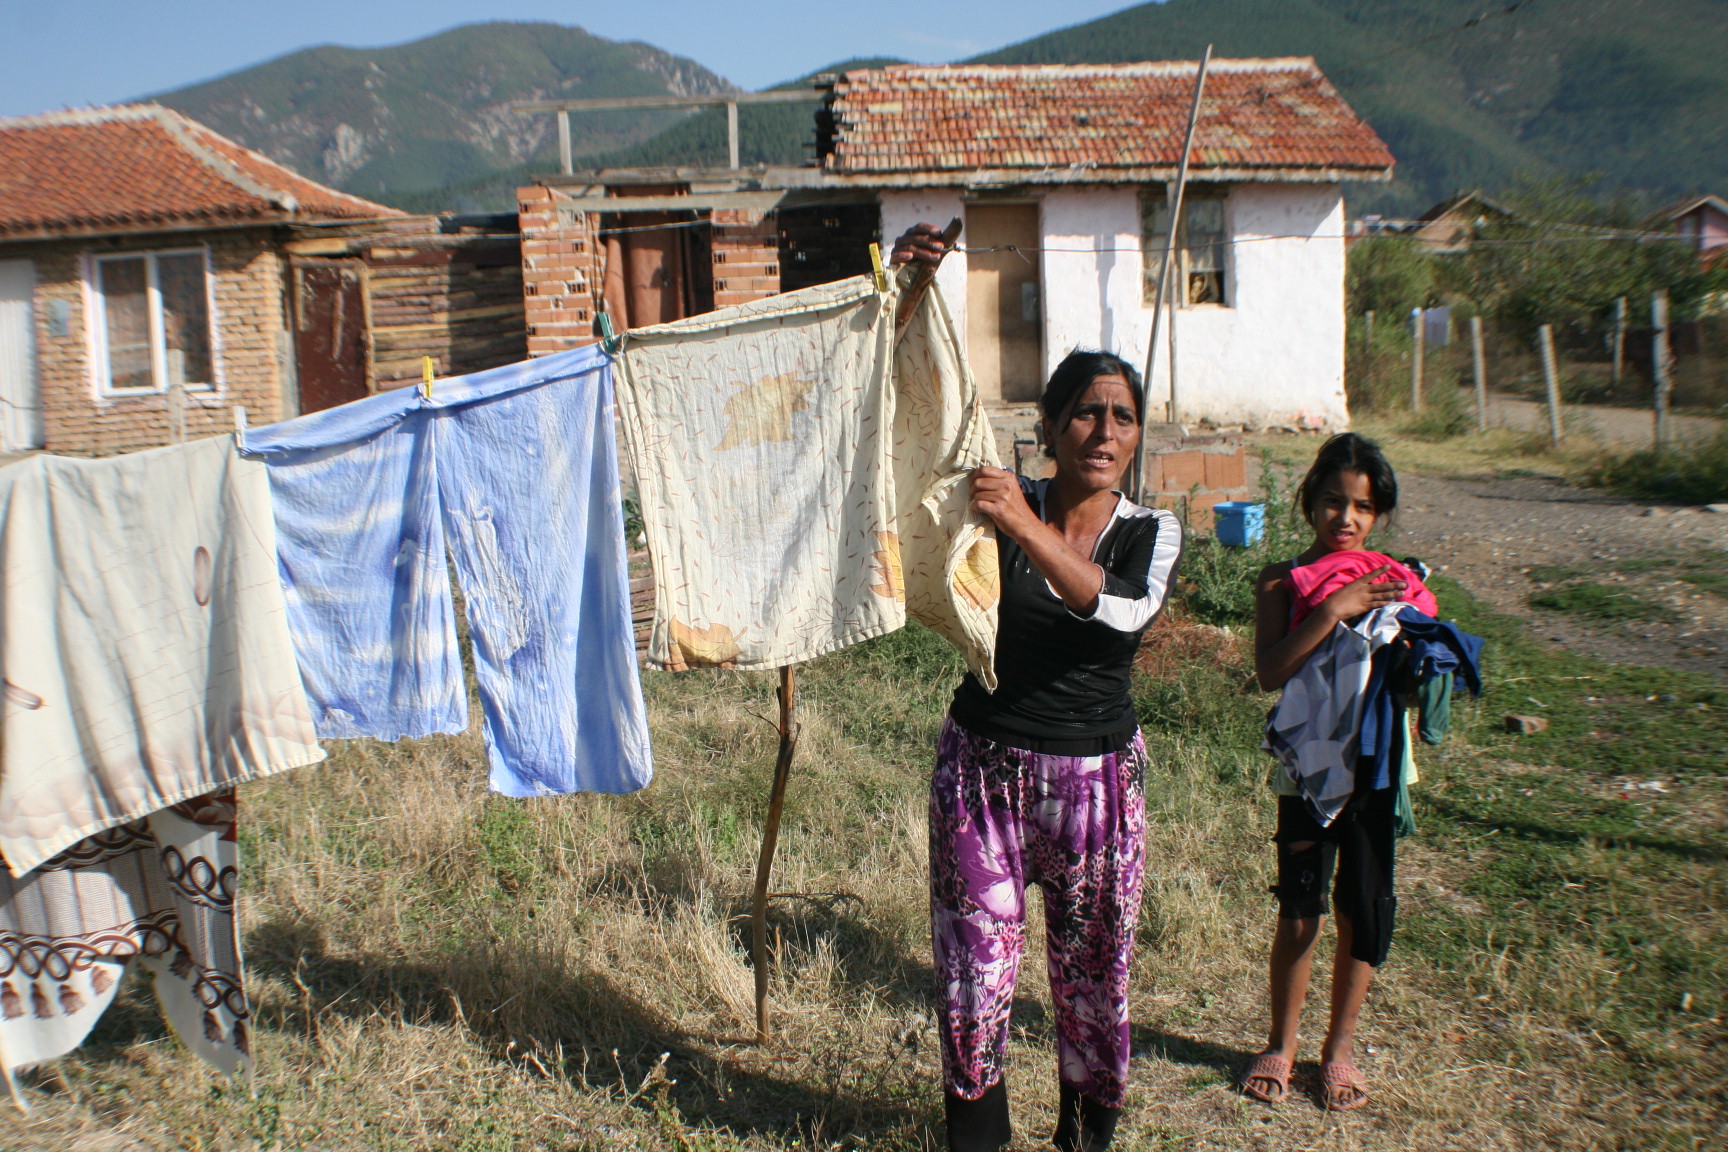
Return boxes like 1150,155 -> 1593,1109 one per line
813,60 -> 1396,429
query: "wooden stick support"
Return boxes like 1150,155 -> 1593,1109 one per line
1470,315 -> 1488,432
893,217 -> 963,334
1538,323 -> 1563,448
751,664 -> 799,1044
1652,290 -> 1674,451
1410,307 -> 1425,412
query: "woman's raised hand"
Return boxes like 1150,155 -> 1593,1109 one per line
889,222 -> 952,266
970,466 -> 1039,540
1320,564 -> 1407,622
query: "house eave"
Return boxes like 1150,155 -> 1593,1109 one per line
0,210 -> 403,246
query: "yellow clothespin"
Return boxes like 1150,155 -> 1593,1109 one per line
421,356 -> 435,400
868,242 -> 888,292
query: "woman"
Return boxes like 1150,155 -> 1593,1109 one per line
893,226 -> 1184,1152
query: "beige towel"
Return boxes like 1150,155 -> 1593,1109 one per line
615,276 -> 1000,685
0,435 -> 323,876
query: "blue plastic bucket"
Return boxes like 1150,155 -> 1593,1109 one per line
1213,501 -> 1265,547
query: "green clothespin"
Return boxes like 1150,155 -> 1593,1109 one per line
597,310 -> 621,355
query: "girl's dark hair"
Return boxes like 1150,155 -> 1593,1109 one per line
1040,351 -> 1145,449
1296,433 -> 1398,524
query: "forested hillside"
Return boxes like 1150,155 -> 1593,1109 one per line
975,0 -> 1728,213
151,22 -> 735,207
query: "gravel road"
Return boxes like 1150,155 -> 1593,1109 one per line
1389,470 -> 1728,678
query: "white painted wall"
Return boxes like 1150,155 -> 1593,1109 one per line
883,182 -> 1350,430
879,189 -> 969,342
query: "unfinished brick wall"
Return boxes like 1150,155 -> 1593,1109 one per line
519,185 -> 602,358
23,229 -> 289,456
711,209 -> 781,310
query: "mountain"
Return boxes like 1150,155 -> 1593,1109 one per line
149,22 -> 737,206
969,0 -> 1728,214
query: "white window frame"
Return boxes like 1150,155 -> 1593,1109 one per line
86,246 -> 220,397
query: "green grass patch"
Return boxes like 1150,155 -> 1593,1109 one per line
1528,580 -> 1678,622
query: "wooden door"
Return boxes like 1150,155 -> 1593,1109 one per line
0,260 -> 41,451
292,259 -> 370,415
965,204 -> 1043,403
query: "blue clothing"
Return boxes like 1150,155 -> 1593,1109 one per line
1359,606 -> 1483,794
242,345 -> 652,797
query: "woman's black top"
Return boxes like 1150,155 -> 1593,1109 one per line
948,476 -> 1183,755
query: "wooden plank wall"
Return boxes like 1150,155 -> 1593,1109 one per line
365,236 -> 527,389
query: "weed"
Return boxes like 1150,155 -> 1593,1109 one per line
1529,581 -> 1678,623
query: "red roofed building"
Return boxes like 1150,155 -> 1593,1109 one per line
0,105 -> 529,454
819,60 -> 1392,427
518,58 -> 1393,431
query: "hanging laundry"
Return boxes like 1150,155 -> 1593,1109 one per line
242,345 -> 652,797
615,276 -> 1000,684
0,436 -> 323,877
0,790 -> 248,1109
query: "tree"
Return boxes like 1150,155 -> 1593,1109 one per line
1346,235 -> 1437,319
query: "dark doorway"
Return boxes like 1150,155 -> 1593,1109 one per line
776,203 -> 881,292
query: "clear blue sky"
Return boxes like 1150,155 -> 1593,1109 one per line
1,1 -> 1149,119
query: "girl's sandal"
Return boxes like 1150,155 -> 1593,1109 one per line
1237,1053 -> 1293,1104
1318,1061 -> 1369,1111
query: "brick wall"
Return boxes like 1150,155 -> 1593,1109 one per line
519,185 -> 601,358
22,229 -> 288,456
711,208 -> 781,310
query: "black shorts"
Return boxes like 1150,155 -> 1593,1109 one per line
1271,788 -> 1398,966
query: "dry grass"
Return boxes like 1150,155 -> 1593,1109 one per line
0,613 -> 1722,1150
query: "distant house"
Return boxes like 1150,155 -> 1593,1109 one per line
0,105 -> 529,455
1660,194 -> 1728,258
1408,190 -> 1513,253
516,58 -> 1394,431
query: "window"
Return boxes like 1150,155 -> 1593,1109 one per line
1141,191 -> 1229,306
92,250 -> 214,393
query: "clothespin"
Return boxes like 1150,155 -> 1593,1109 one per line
421,356 -> 435,400
231,405 -> 247,449
868,242 -> 888,292
597,310 -> 621,355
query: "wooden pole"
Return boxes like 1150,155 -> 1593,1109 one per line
1138,44 -> 1211,498
1652,289 -> 1674,451
1539,323 -> 1563,448
1410,307 -> 1425,411
1470,315 -> 1488,432
1611,295 -> 1627,391
752,664 -> 798,1044
557,110 -> 573,176
727,101 -> 741,171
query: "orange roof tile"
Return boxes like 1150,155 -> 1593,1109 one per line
823,60 -> 1394,180
0,104 -> 403,239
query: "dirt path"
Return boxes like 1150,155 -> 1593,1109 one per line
1482,392 -> 1720,448
1388,469 -> 1728,677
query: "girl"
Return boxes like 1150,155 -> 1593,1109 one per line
1240,432 -> 1427,1112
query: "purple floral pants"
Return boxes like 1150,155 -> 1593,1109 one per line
929,717 -> 1147,1107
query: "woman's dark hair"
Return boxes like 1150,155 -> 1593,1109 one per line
1040,351 -> 1144,453
1296,433 -> 1398,524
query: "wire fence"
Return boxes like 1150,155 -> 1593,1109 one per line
1347,298 -> 1728,449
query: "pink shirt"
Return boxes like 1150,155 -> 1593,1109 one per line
1286,549 -> 1438,628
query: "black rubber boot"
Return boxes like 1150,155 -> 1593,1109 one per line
1052,1083 -> 1120,1152
945,1077 -> 1011,1152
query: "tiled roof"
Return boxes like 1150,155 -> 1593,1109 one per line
822,60 -> 1394,180
0,104 -> 403,239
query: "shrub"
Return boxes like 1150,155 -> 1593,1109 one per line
1587,427 -> 1728,504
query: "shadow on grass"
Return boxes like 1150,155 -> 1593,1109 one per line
231,914 -> 939,1147
1129,1025 -> 1257,1077
1427,795 -> 1727,862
